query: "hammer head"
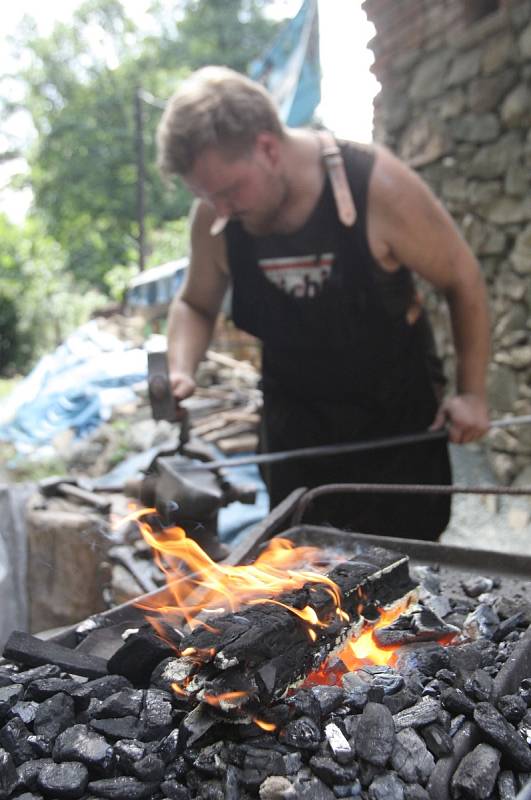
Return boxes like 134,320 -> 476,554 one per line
148,351 -> 180,423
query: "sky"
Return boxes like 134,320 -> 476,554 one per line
0,0 -> 380,222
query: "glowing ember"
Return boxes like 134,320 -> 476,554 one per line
253,718 -> 277,732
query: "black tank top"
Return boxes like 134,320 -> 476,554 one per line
225,141 -> 443,410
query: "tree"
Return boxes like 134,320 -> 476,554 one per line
3,0 -> 281,288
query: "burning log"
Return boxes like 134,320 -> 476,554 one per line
155,544 -> 417,713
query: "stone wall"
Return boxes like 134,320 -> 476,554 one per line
363,0 -> 531,484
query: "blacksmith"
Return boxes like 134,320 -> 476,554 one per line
156,66 -> 490,540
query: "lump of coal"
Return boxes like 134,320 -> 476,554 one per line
474,702 -> 531,771
279,716 -> 321,752
463,604 -> 500,640
37,761 -> 89,799
324,722 -> 354,765
310,685 -> 345,717
373,605 -> 459,647
87,777 -> 159,800
461,577 -> 495,598
497,694 -> 527,724
0,747 -> 19,798
308,754 -> 358,786
451,742 -> 500,799
419,723 -> 453,758
393,697 -> 440,731
107,626 -> 175,686
393,643 -> 450,677
441,688 -> 475,717
52,724 -> 114,775
391,728 -> 434,785
355,702 -> 395,767
0,718 -> 35,765
463,669 -> 493,703
33,692 -> 75,740
367,771 -> 406,799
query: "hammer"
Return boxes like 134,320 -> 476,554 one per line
147,351 -> 190,450
38,476 -> 111,514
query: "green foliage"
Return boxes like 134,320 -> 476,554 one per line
0,213 -> 106,375
4,0 -> 280,289
146,217 -> 190,269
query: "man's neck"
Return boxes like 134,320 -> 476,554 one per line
269,129 -> 326,235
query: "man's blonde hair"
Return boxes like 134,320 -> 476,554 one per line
157,66 -> 285,177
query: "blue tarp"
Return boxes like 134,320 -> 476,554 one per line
0,320 -> 147,451
250,0 -> 321,127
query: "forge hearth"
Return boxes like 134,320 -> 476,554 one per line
1,525 -> 531,800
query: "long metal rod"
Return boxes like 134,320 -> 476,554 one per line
180,414 -> 531,472
291,482 -> 531,526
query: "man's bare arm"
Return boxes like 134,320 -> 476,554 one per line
367,146 -> 490,443
167,200 -> 229,400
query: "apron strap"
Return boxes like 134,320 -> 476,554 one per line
318,130 -> 357,227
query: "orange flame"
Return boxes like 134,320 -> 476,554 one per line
338,599 -> 414,671
202,691 -> 248,708
253,718 -> 277,732
127,508 -> 345,633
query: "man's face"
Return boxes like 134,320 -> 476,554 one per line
182,133 -> 288,235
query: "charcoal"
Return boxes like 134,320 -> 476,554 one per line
393,644 -> 449,677
24,678 -> 80,702
192,742 -> 227,778
461,577 -> 495,598
355,702 -> 395,767
140,689 -> 173,740
27,734 -> 52,758
308,754 -> 358,786
344,666 -> 404,696
331,780 -> 361,797
33,692 -> 75,740
9,700 -> 39,726
160,779 -> 191,799
70,675 -> 133,709
0,747 -> 20,799
53,724 -> 114,775
324,722 -> 354,765
392,697 -> 440,731
93,689 -> 144,719
179,703 -> 218,749
441,687 -> 475,717
259,775 -> 296,799
0,684 -> 24,718
342,685 -> 369,712
13,794 -> 42,800
90,715 -> 143,741
435,669 -> 456,685
0,670 -> 17,688
449,714 -> 467,737
451,742 -> 500,799
517,772 -> 531,790
422,593 -> 451,620
37,761 -> 89,799
311,685 -> 345,717
497,770 -> 518,800
463,669 -> 493,703
107,627 -> 175,686
131,752 -> 165,781
113,738 -> 146,772
421,679 -> 440,698
3,632 -> 107,679
519,678 -> 531,706
382,688 -> 418,716
367,771 -> 406,800
411,566 -> 440,595
156,728 -> 180,763
11,665 -> 61,687
448,640 -> 497,679
283,751 -> 303,776
463,604 -> 500,640
87,777 -> 158,800
279,716 -> 321,752
438,708 -> 452,731
419,722 -> 453,757
373,605 -> 459,647
493,612 -> 526,643
286,690 -> 322,724
403,785 -> 429,800
0,717 -> 36,765
473,702 -> 531,770
291,775 -> 335,799
497,694 -> 527,724
17,759 -> 55,791
390,728 -> 434,785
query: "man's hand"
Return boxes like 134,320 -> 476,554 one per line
430,393 -> 490,444
169,371 -> 197,403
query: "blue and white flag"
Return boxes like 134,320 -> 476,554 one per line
250,0 -> 321,127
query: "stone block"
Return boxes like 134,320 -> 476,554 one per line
26,496 -> 111,634
501,84 -> 531,127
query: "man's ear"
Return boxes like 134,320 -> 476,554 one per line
255,132 -> 281,168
